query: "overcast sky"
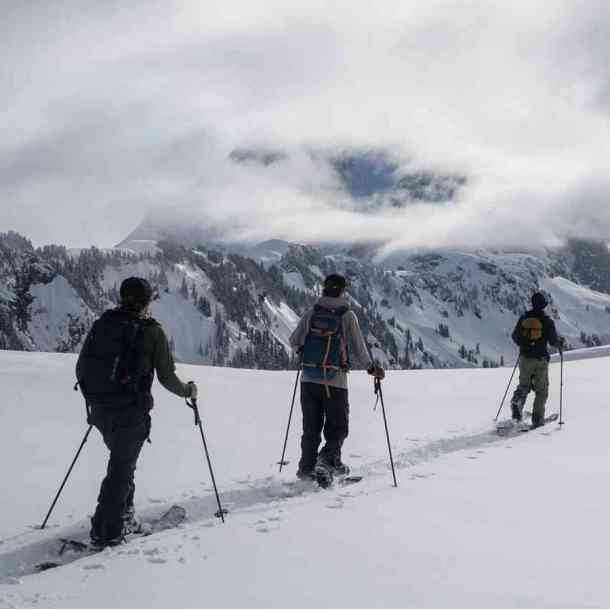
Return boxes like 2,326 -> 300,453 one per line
2,0 -> 610,250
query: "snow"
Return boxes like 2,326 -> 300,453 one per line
262,298 -> 300,351
551,344 -> 610,362
115,240 -> 161,256
0,285 -> 15,303
1,348 -> 610,606
282,271 -> 308,292
28,277 -> 95,352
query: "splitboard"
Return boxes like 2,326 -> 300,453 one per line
496,413 -> 559,435
286,473 -> 363,492
35,505 -> 186,572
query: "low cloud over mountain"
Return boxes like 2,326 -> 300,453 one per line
1,2 -> 610,249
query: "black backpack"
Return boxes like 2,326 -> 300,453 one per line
78,309 -> 154,403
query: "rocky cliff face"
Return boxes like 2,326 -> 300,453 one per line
1,230 -> 610,370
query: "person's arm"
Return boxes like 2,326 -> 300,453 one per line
546,318 -> 560,349
152,327 -> 192,397
344,311 -> 373,370
289,310 -> 311,353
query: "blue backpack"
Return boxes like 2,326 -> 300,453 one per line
302,304 -> 350,381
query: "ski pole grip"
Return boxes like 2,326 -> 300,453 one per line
192,398 -> 201,426
186,398 -> 201,426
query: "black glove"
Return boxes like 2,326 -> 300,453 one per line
367,362 -> 385,380
187,381 -> 198,400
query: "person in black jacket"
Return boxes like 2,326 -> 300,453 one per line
76,277 -> 197,547
510,292 -> 564,428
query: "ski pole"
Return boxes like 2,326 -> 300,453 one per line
278,367 -> 301,472
374,377 -> 398,487
41,425 -> 93,529
187,398 -> 226,522
494,355 -> 520,421
559,349 -> 565,426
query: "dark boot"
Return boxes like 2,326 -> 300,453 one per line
332,456 -> 350,476
314,455 -> 333,488
90,515 -> 125,547
122,505 -> 143,535
296,468 -> 315,481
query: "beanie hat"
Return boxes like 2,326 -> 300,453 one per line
531,292 -> 548,310
323,274 -> 347,296
120,277 -> 153,308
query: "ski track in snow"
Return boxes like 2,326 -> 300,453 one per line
0,417 -> 556,583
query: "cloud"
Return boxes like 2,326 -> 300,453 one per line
1,0 -> 609,250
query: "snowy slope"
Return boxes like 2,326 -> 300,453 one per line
1,349 -> 609,607
29,277 -> 96,353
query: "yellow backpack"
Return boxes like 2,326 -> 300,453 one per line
521,317 -> 543,342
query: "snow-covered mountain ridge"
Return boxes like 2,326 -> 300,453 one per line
1,230 -> 610,370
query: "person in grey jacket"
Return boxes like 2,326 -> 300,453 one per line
289,274 -> 384,480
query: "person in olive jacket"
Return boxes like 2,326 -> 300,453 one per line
510,291 -> 564,428
76,277 -> 197,546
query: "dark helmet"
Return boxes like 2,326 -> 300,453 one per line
120,277 -> 153,308
323,274 -> 347,297
531,291 -> 548,311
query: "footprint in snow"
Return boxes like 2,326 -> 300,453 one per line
147,557 -> 167,564
256,525 -> 272,533
82,564 -> 105,571
143,548 -> 161,556
267,515 -> 281,522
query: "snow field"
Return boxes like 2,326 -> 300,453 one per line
1,349 -> 609,607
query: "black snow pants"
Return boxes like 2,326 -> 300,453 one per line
89,404 -> 150,540
298,382 -> 349,473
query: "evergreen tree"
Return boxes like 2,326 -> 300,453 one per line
180,276 -> 189,299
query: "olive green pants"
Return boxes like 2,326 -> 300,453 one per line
510,357 -> 549,424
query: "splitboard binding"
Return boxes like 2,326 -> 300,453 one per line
496,413 -> 559,435
314,463 -> 362,489
35,505 -> 187,572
